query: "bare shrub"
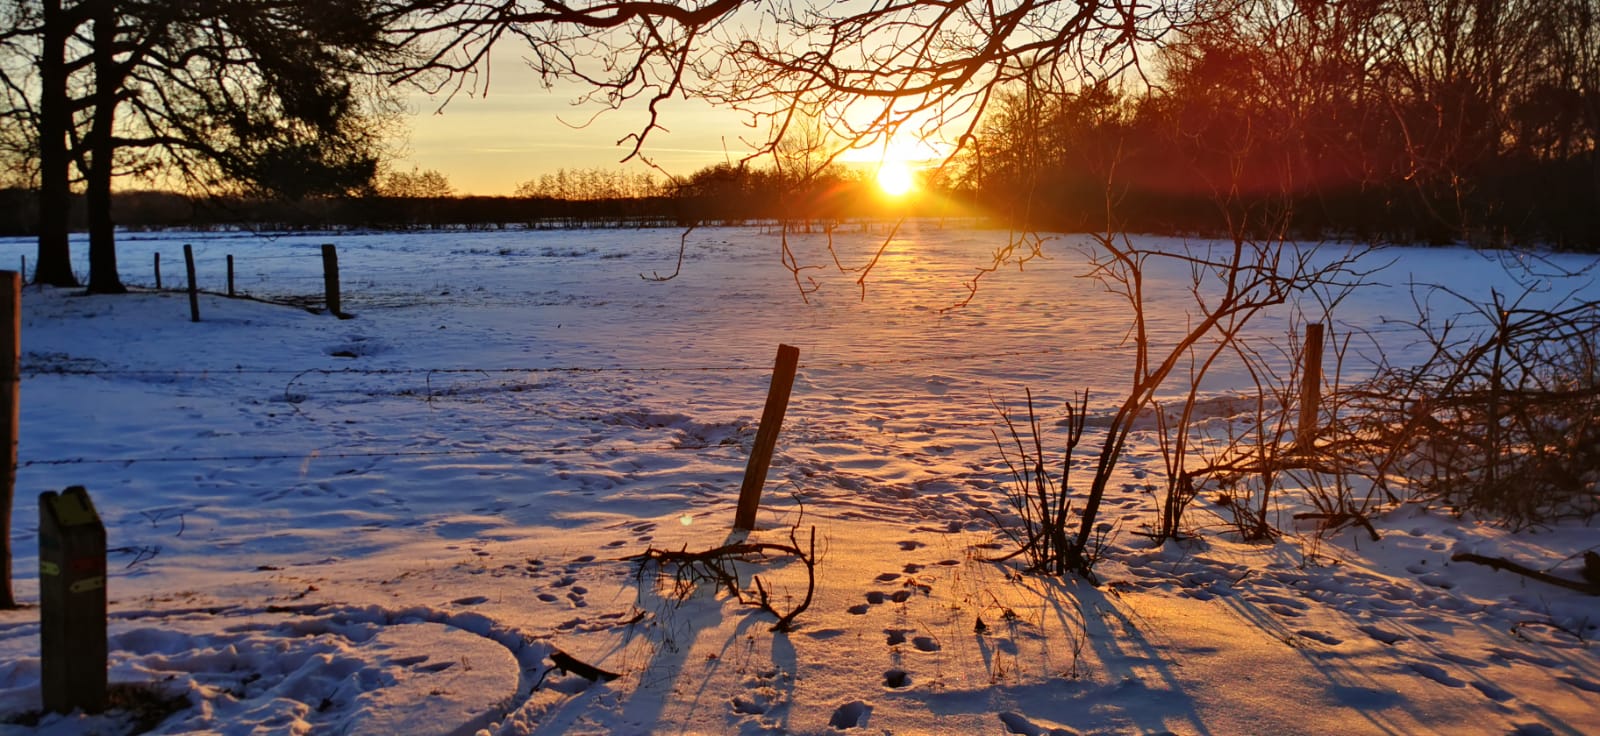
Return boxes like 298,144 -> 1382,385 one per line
1340,284 -> 1600,526
987,390 -> 1091,577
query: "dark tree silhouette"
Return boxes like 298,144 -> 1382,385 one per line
2,0 -> 399,292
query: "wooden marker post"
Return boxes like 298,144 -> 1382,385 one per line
320,244 -> 343,318
0,271 -> 17,610
226,254 -> 235,297
153,252 -> 162,289
735,344 -> 800,530
1297,323 -> 1325,453
39,486 -> 108,714
183,244 -> 200,322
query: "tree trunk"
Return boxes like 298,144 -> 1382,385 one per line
35,0 -> 80,288
85,0 -> 125,294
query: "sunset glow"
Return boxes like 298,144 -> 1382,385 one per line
876,161 -> 915,197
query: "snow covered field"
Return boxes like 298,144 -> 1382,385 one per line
0,224 -> 1597,735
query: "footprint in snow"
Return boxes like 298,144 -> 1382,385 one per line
1469,680 -> 1514,702
897,540 -> 925,551
829,701 -> 872,729
1296,629 -> 1342,646
1435,651 -> 1484,668
1556,676 -> 1600,693
1252,592 -> 1309,609
911,636 -> 940,652
450,595 -> 488,606
874,572 -> 900,582
1418,572 -> 1455,589
883,669 -> 911,689
997,711 -> 1080,735
1409,662 -> 1465,688
1358,625 -> 1406,645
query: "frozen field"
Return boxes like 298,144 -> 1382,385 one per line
0,224 -> 1597,735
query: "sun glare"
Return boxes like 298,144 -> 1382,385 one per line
876,161 -> 915,197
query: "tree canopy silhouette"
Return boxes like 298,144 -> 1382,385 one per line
3,0 -> 400,291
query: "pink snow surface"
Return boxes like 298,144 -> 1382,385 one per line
0,225 -> 1596,735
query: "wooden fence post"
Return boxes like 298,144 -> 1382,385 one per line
153,252 -> 161,289
1297,323 -> 1325,453
183,244 -> 200,322
0,271 -> 17,610
321,243 -> 343,318
39,486 -> 107,714
226,254 -> 235,297
735,344 -> 800,530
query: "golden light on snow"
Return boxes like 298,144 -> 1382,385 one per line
876,161 -> 915,197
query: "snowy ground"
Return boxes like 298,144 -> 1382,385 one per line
0,224 -> 1597,735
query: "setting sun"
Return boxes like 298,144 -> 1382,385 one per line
876,161 -> 915,197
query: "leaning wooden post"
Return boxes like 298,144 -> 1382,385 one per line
183,244 -> 200,322
320,243 -> 342,318
0,271 -> 17,610
153,252 -> 162,289
226,254 -> 235,297
735,344 -> 800,530
1296,323 -> 1325,453
39,486 -> 108,714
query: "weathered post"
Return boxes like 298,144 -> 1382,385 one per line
0,271 -> 17,609
39,486 -> 108,714
321,243 -> 342,318
183,244 -> 200,322
153,252 -> 162,289
735,344 -> 800,530
1297,323 -> 1325,453
226,254 -> 235,297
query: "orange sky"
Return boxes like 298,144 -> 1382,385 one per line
401,70 -> 748,196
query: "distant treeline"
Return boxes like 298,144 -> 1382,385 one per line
0,167 -> 970,235
5,2 -> 1599,251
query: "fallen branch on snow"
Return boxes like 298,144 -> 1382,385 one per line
1450,552 -> 1600,595
626,526 -> 817,631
